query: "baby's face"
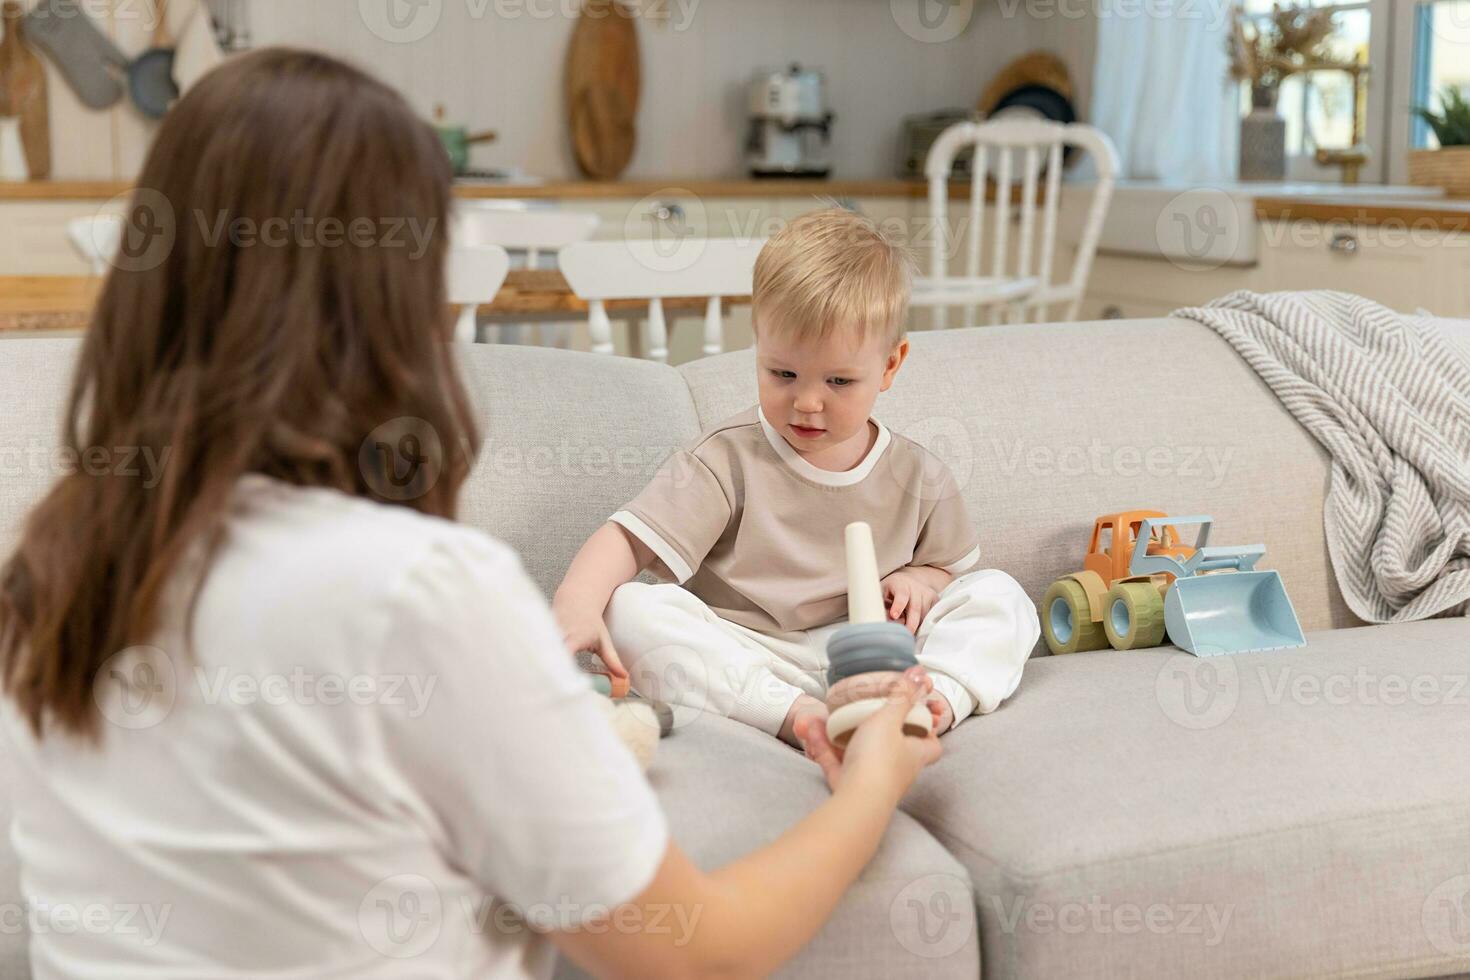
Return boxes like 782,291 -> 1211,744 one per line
754,327 -> 906,458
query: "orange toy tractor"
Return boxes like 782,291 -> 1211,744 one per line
1041,510 -> 1306,656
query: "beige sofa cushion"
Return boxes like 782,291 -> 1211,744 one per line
559,712 -> 982,980
900,619 -> 1470,979
456,344 -> 701,597
680,318 -> 1363,640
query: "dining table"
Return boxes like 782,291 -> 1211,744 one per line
0,271 -> 749,355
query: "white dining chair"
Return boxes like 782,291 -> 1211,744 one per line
453,203 -> 599,345
66,215 -> 124,276
558,237 -> 765,362
447,244 -> 511,344
915,119 -> 1118,328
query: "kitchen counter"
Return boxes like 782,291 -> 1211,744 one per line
0,181 -> 137,201
8,179 -> 1466,218
0,270 -> 749,333
1096,181 -> 1458,266
0,178 -> 986,202
1254,194 -> 1470,234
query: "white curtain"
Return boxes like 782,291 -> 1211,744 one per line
1085,0 -> 1240,181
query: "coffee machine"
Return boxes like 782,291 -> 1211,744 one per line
745,65 -> 833,179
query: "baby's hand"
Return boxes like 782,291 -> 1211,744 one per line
551,599 -> 628,680
880,570 -> 941,634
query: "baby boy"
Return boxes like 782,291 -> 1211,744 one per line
553,208 -> 1039,750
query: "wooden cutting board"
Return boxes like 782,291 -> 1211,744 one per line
565,0 -> 639,180
0,0 -> 50,179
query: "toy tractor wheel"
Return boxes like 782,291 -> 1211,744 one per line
1041,578 -> 1108,654
1103,582 -> 1166,650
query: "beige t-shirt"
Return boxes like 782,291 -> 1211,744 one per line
610,406 -> 981,633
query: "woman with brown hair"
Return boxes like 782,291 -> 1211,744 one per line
0,48 -> 941,978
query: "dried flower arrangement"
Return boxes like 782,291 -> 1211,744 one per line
1227,4 -> 1353,108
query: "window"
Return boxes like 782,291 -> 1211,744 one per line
1388,0 -> 1470,181
1235,0 -> 1470,182
1238,0 -> 1373,157
1410,0 -> 1470,148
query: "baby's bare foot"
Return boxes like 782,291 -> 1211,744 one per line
929,694 -> 956,736
779,694 -> 828,749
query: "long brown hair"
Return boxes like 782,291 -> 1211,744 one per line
0,49 -> 479,740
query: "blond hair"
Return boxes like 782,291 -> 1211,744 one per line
752,207 -> 914,349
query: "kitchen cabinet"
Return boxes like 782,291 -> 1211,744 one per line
0,200 -> 127,275
1448,246 -> 1470,317
1261,220 -> 1449,313
1071,221 -> 1470,322
1071,250 -> 1264,322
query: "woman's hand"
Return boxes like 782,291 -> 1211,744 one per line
551,597 -> 628,680
794,667 -> 942,800
880,569 -> 942,634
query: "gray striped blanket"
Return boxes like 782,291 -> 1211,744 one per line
1173,290 -> 1470,624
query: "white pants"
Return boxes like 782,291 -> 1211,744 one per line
605,569 -> 1041,737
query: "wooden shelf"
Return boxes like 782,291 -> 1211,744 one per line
0,181 -> 135,201
0,177 -> 1002,203
0,270 -> 749,333
1254,196 -> 1470,234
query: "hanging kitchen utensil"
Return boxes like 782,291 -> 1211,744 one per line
433,105 -> 498,176
172,0 -> 222,96
570,85 -> 634,181
565,0 -> 639,179
22,0 -> 129,110
0,0 -> 50,178
129,0 -> 179,119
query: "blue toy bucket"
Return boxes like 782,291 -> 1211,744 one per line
1164,570 -> 1306,656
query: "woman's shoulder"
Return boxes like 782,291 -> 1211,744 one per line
226,474 -> 523,600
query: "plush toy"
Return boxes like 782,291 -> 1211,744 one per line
593,697 -> 665,770
579,651 -> 673,771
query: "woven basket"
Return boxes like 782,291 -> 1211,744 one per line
1407,146 -> 1470,198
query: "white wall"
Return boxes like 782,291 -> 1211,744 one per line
251,0 -> 1085,181
22,0 -> 1098,181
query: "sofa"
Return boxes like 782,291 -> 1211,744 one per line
0,316 -> 1468,979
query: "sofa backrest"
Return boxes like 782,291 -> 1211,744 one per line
0,341 -> 703,604
0,339 -> 83,564
454,343 -> 703,593
5,315 -> 1468,641
681,317 -> 1364,637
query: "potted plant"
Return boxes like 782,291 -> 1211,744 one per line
1227,4 -> 1345,180
1410,86 -> 1470,197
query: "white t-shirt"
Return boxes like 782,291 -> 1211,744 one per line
2,475 -> 669,979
